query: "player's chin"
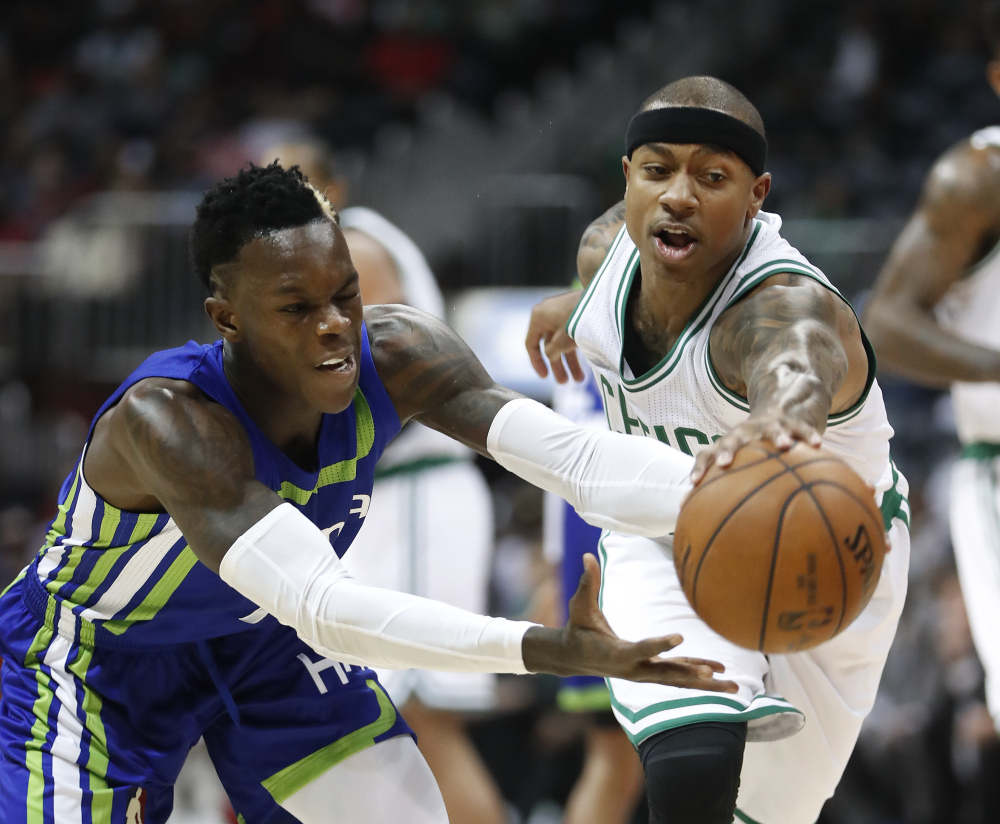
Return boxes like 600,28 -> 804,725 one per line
309,368 -> 360,412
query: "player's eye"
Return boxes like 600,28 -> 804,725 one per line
281,303 -> 306,314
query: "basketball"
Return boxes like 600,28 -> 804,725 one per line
673,441 -> 886,654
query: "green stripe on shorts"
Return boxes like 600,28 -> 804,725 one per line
261,679 -> 398,805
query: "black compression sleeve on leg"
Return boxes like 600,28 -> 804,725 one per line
638,721 -> 748,824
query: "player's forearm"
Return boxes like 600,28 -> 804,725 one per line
865,299 -> 1000,387
487,398 -> 694,536
746,353 -> 834,434
220,504 -> 537,672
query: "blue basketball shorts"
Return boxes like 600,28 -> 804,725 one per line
0,575 -> 413,824
558,504 -> 612,714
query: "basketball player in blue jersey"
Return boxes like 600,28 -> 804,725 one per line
0,162 -> 738,824
525,76 -> 910,824
864,2 -> 1000,750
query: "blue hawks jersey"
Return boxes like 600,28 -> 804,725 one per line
22,325 -> 401,649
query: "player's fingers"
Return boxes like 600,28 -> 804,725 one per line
567,553 -> 601,618
640,660 -> 738,692
631,634 -> 685,657
666,656 -> 728,673
691,453 -> 713,484
565,350 -> 585,382
549,355 -> 569,384
525,330 -> 551,378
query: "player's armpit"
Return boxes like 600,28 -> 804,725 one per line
87,378 -> 282,572
365,303 -> 521,454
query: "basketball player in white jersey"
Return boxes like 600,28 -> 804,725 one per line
261,141 -> 508,824
863,3 -> 1000,740
525,76 -> 911,824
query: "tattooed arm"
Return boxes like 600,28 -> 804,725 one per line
863,141 -> 1000,387
696,274 -> 869,481
525,200 -> 626,382
84,379 -> 281,572
367,302 -> 735,687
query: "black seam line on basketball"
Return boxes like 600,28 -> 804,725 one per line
782,462 -> 850,634
683,451 -> 777,508
689,462 -> 804,611
758,484 -> 807,651
686,450 -> 840,507
800,481 -> 886,536
797,479 -> 887,625
798,479 -> 849,635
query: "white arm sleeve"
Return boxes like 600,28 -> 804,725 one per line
219,504 -> 534,673
487,398 -> 694,538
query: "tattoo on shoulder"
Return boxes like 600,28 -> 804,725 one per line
577,201 -> 626,287
365,305 -> 508,432
710,274 -> 851,405
119,380 -> 254,507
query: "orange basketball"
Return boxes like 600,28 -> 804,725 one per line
673,441 -> 886,653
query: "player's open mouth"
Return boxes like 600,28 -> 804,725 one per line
653,229 -> 697,261
316,353 -> 356,376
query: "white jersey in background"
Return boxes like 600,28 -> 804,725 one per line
566,211 -> 910,824
933,126 -> 1000,734
339,206 -> 496,712
935,126 -> 1000,446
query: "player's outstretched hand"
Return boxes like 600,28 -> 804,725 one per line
691,411 -> 822,484
521,554 -> 738,692
525,291 -> 585,383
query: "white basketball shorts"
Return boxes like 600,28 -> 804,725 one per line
949,449 -> 1000,732
343,459 -> 497,712
599,506 -> 909,824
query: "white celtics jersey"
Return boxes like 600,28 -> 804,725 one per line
340,205 -> 470,470
935,126 -> 1000,446
567,211 -> 901,512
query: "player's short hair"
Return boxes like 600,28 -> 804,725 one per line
190,162 -> 338,293
640,76 -> 765,140
985,2 -> 1000,58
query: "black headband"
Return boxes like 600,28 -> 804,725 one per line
625,107 -> 767,176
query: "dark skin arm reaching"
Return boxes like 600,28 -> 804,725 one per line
83,308 -> 734,691
525,201 -> 626,382
862,140 -> 1000,387
368,302 -> 734,688
696,273 -> 869,482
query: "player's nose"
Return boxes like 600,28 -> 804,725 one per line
658,174 -> 697,214
315,303 -> 350,335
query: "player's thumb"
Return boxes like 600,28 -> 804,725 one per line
569,553 -> 602,619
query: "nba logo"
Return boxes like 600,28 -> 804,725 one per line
126,787 -> 146,823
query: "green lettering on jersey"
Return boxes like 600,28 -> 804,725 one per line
674,427 -> 710,456
653,425 -> 672,446
617,385 -> 642,435
599,375 -> 616,430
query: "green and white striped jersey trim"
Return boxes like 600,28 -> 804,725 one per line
608,686 -> 803,748
566,223 -> 632,340
703,258 -> 879,427
616,222 -> 763,393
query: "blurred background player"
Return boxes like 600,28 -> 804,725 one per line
863,0 -> 1000,775
262,140 -> 508,824
542,366 -> 645,824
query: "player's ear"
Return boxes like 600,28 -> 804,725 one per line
205,294 -> 241,342
747,172 -> 771,221
622,155 -> 632,191
987,60 -> 1000,98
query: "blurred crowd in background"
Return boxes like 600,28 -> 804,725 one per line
1,1 -> 999,823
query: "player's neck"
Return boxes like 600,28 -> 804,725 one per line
222,346 -> 323,469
